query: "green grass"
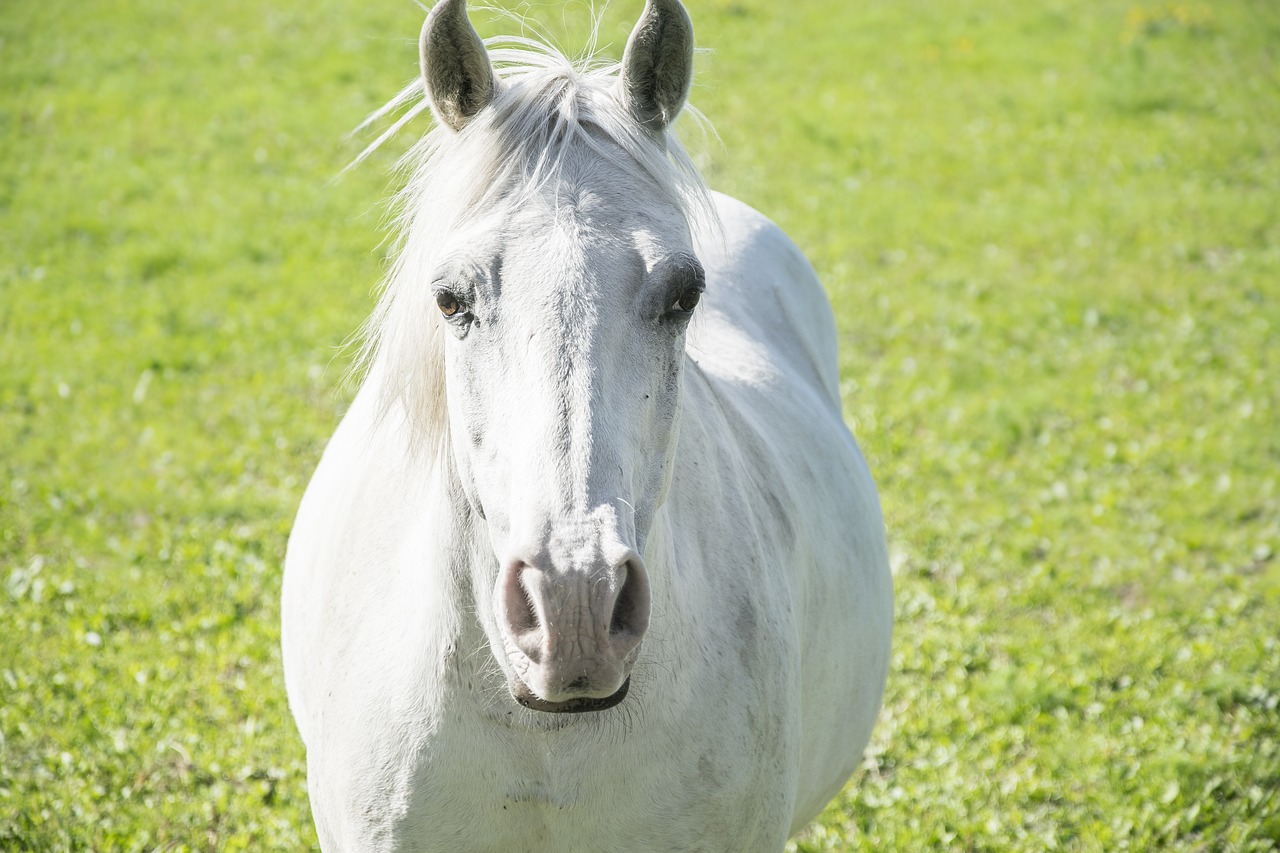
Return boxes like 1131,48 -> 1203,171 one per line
2,0 -> 1277,849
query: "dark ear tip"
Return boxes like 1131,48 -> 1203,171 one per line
420,0 -> 498,132
619,0 -> 695,133
419,0 -> 471,67
425,0 -> 466,24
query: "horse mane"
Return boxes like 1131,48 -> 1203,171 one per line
349,25 -> 714,456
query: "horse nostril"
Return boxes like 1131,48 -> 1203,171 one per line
500,561 -> 542,661
609,557 -> 651,641
517,578 -> 539,632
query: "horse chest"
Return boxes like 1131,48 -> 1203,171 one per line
309,636 -> 796,852
401,707 -> 792,851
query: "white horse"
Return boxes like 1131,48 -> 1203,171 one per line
282,0 -> 892,848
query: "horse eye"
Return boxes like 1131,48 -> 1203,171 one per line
436,292 -> 462,317
674,288 -> 702,313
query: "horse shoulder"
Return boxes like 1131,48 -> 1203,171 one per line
694,191 -> 842,405
281,385 -> 437,747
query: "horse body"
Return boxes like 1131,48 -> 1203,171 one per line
282,3 -> 891,849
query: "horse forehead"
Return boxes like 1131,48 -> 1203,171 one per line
497,198 -> 653,294
497,152 -> 686,259
473,153 -> 690,311
504,185 -> 655,241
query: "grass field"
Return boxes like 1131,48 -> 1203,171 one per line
2,0 -> 1278,849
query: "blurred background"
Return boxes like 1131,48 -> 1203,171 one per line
2,0 -> 1277,848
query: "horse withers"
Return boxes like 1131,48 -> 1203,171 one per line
281,1 -> 893,848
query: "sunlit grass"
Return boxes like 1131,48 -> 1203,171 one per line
2,0 -> 1277,849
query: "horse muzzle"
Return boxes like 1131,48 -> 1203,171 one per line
495,551 -> 650,713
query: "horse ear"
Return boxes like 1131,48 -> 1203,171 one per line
420,0 -> 499,132
618,0 -> 695,132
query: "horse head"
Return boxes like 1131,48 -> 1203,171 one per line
416,0 -> 701,712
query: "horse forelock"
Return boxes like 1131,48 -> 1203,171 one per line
350,29 -> 714,455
